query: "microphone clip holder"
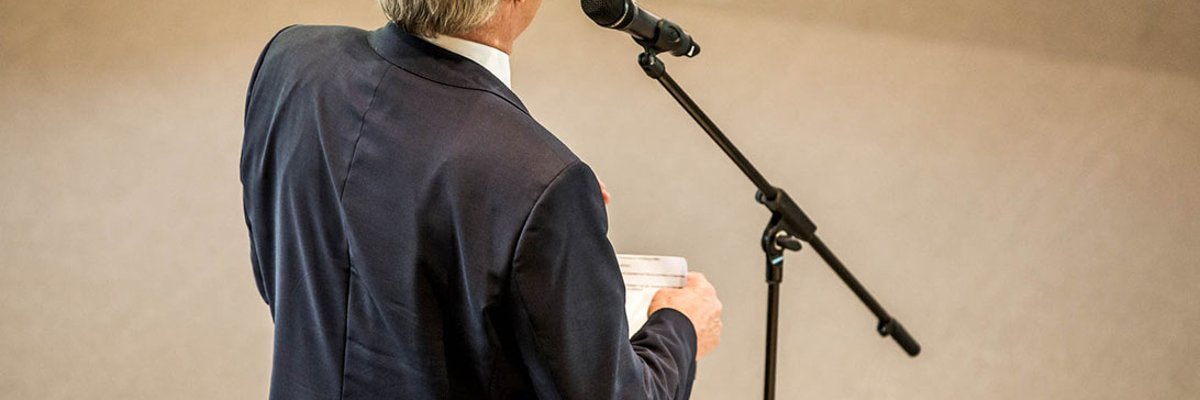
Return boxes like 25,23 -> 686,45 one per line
634,20 -> 700,58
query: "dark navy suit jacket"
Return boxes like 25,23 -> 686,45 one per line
241,23 -> 698,399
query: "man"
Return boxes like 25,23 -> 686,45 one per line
240,0 -> 723,398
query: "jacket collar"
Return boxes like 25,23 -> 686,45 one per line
367,23 -> 528,114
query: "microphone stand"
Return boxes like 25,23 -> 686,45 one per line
632,42 -> 921,400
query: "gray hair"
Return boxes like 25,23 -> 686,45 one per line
379,0 -> 501,37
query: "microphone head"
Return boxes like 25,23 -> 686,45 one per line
581,0 -> 628,27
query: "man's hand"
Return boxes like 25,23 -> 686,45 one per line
648,272 -> 723,359
598,179 -> 611,205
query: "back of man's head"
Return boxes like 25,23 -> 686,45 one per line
380,0 -> 502,37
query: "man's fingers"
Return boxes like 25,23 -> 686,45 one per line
598,179 -> 611,205
686,272 -> 716,294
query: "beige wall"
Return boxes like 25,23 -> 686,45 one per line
2,0 -> 1197,398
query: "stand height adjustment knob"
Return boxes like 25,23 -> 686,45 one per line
773,232 -> 803,252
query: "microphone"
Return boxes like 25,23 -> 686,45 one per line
581,0 -> 701,57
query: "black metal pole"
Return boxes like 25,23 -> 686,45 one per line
639,53 -> 773,194
635,50 -> 921,399
764,281 -> 780,400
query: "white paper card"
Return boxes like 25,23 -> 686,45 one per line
618,254 -> 688,336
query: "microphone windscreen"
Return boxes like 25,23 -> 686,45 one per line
581,0 -> 626,26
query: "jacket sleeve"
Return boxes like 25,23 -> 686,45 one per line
509,161 -> 698,399
242,25 -> 297,307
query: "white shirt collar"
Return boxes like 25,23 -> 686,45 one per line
420,35 -> 512,89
